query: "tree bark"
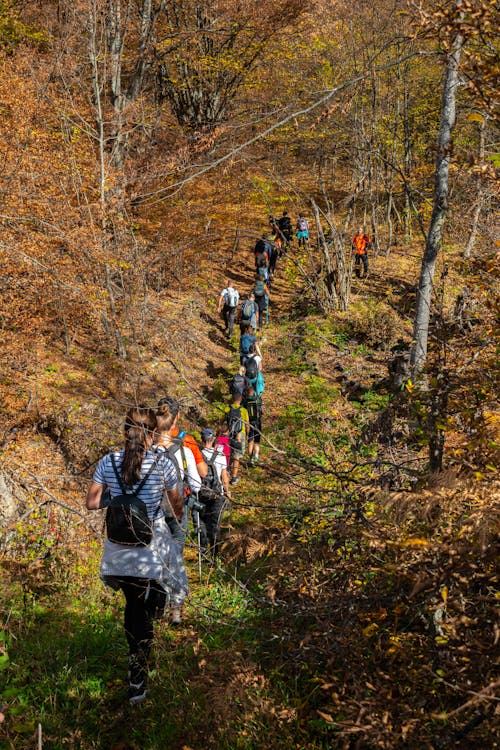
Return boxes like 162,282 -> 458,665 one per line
464,114 -> 486,259
410,26 -> 463,376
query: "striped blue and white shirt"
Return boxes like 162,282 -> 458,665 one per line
93,449 -> 177,520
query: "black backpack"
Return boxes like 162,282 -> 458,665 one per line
226,407 -> 243,451
254,238 -> 269,255
245,356 -> 259,380
244,394 -> 262,425
278,216 -> 291,232
198,451 -> 222,504
231,373 -> 248,396
105,454 -> 159,547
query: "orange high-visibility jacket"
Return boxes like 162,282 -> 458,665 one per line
352,233 -> 370,255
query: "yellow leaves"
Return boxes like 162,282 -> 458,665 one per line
386,635 -> 401,655
400,537 -> 431,548
362,622 -> 379,638
405,379 -> 415,393
440,585 -> 448,605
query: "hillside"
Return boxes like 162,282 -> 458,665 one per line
0,1 -> 499,749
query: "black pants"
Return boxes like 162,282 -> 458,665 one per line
255,295 -> 268,328
199,496 -> 226,557
119,577 -> 167,657
269,250 -> 278,275
222,304 -> 236,335
355,254 -> 368,277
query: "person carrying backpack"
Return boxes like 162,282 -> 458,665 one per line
254,234 -> 272,265
296,214 -> 309,248
198,428 -> 231,559
217,280 -> 240,337
223,392 -> 249,485
244,344 -> 265,397
243,383 -> 263,465
86,407 -> 184,704
239,326 -> 262,365
351,226 -> 371,278
278,210 -> 292,247
215,421 -> 231,466
158,396 -> 208,480
230,367 -> 249,398
155,399 -> 203,625
239,291 -> 259,333
256,261 -> 270,284
253,275 -> 271,329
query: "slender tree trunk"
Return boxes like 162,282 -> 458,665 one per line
464,115 -> 486,259
410,28 -> 463,375
402,62 -> 412,241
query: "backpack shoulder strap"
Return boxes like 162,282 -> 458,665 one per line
205,450 -> 218,468
110,452 -> 159,497
166,444 -> 184,487
110,453 -> 128,494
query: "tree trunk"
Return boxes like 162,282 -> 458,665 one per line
410,27 -> 463,376
464,115 -> 486,259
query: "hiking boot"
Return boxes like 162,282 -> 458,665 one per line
230,476 -> 240,485
170,605 -> 183,626
128,654 -> 147,705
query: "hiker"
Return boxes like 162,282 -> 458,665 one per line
230,367 -> 249,398
296,214 -> 309,248
239,291 -> 259,333
155,399 -> 202,546
86,406 -> 186,704
223,392 -> 249,485
198,428 -> 231,558
254,234 -> 271,267
277,210 -> 292,247
244,344 -> 265,396
243,382 -> 263,466
352,226 -> 371,278
215,421 -> 231,467
253,275 -> 271,329
269,215 -> 279,235
155,398 -> 202,625
239,325 -> 262,365
269,242 -> 279,277
217,281 -> 240,337
159,396 -> 208,480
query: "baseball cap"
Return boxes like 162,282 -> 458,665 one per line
201,428 -> 214,440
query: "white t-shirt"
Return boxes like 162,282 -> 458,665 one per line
202,446 -> 228,478
252,354 -> 263,371
155,443 -> 201,494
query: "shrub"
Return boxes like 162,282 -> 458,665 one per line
347,300 -> 405,350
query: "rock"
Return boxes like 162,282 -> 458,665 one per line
0,474 -> 19,527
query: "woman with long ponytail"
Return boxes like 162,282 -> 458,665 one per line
86,406 -> 184,704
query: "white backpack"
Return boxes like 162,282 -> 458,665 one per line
226,287 -> 239,307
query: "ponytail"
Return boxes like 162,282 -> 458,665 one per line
156,397 -> 179,434
121,407 -> 156,487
